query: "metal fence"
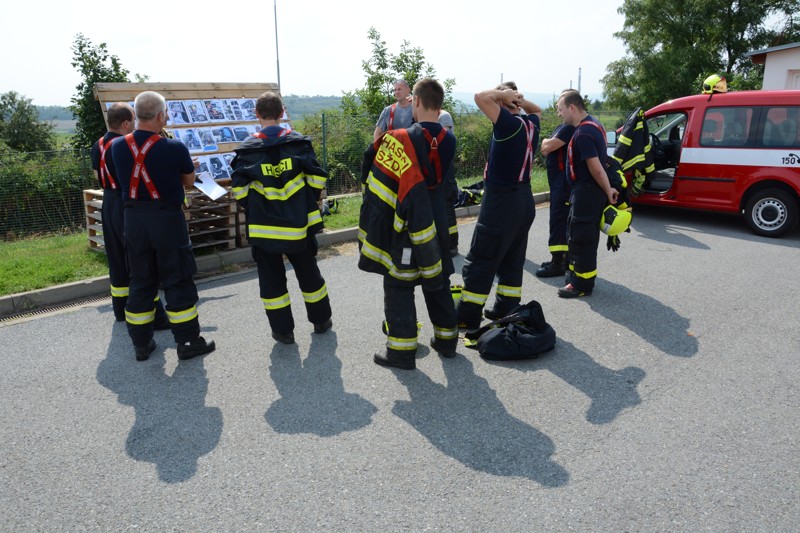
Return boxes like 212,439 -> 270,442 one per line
0,149 -> 94,239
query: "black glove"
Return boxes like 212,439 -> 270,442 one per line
607,235 -> 621,252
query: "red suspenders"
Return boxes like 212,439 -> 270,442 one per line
422,128 -> 448,184
388,103 -> 397,130
124,133 -> 164,200
97,136 -> 117,189
253,127 -> 292,139
516,116 -> 536,182
568,119 -> 607,181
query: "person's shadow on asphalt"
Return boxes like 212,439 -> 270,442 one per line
96,322 -> 222,483
391,356 -> 569,487
265,331 -> 378,436
489,340 -> 646,425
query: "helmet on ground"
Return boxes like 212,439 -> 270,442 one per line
600,205 -> 632,236
702,74 -> 727,94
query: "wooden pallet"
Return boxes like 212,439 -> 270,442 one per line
83,189 -> 105,249
83,188 -> 242,253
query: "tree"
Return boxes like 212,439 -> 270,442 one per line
342,27 -> 457,118
602,0 -> 800,111
0,91 -> 56,153
69,33 -> 130,150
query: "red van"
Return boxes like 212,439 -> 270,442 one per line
612,90 -> 800,237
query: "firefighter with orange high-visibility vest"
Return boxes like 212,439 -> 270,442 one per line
111,91 -> 216,362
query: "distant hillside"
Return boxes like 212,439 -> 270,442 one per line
36,105 -> 74,121
282,95 -> 342,119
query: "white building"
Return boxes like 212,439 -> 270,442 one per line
745,42 -> 800,90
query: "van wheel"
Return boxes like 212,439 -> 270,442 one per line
744,188 -> 798,237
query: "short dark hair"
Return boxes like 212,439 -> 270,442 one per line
107,103 -> 134,129
496,81 -> 518,91
412,78 -> 444,111
255,91 -> 284,121
560,90 -> 585,111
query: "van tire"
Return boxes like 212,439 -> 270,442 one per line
744,188 -> 798,237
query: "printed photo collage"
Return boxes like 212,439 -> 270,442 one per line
104,98 -> 291,181
165,98 -> 260,181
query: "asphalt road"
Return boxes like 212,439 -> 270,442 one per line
1,204 -> 798,531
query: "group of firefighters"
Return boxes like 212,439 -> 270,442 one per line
93,80 -> 632,369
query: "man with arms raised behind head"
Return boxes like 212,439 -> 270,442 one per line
111,91 -> 216,362
456,82 -> 541,331
373,79 -> 414,141
556,89 -> 618,298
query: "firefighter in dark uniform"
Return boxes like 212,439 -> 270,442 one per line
230,91 -> 332,345
359,78 -> 458,370
456,82 -> 541,330
91,103 -> 169,326
439,110 -> 460,256
111,91 -> 216,361
557,90 -> 619,298
536,108 -> 575,277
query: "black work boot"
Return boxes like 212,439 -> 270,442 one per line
135,339 -> 156,362
272,331 -> 295,345
373,349 -> 416,370
313,319 -> 333,334
536,253 -> 566,278
177,336 -> 216,360
429,337 -> 457,358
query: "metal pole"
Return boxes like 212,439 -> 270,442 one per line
274,0 -> 281,91
321,112 -> 328,173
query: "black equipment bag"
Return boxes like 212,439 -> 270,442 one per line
465,300 -> 556,360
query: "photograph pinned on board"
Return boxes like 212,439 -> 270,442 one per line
233,126 -> 252,142
185,100 -> 209,124
197,128 -> 218,152
195,155 -> 210,175
208,155 -> 231,180
204,100 -> 227,122
181,128 -> 204,153
211,126 -> 236,144
239,98 -> 257,120
166,101 -> 190,125
223,99 -> 244,121
222,153 -> 235,173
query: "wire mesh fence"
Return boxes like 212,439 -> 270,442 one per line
0,149 -> 94,240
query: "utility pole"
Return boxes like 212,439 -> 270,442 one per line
274,0 -> 281,91
578,67 -> 582,95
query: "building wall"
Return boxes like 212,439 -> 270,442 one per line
763,48 -> 800,89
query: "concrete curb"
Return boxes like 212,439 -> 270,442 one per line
0,193 -> 550,318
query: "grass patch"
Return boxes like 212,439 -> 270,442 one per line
0,232 -> 108,296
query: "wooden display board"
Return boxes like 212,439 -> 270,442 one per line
86,82 -> 282,252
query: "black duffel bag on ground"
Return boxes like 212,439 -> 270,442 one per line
464,300 -> 556,360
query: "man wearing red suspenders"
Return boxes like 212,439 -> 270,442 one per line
111,91 -> 216,361
456,82 -> 542,331
91,103 -> 169,327
373,80 -> 414,141
359,78 -> 458,370
536,105 -> 576,278
557,90 -> 619,298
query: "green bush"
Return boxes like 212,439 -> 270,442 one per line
0,149 -> 93,239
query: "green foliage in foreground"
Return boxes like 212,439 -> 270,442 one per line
0,233 -> 108,296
